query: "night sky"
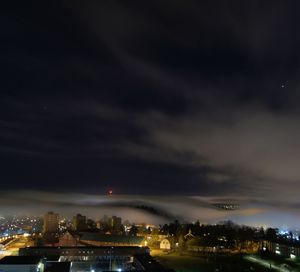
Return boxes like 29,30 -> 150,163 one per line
2,1 -> 300,224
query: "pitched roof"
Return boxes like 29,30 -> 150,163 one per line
61,230 -> 80,237
80,232 -> 144,244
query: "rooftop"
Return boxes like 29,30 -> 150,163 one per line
0,256 -> 42,265
80,233 -> 144,244
45,261 -> 70,272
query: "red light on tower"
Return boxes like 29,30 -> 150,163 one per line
108,189 -> 113,196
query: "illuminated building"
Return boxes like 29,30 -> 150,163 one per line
262,240 -> 300,259
18,246 -> 172,271
109,216 -> 122,229
43,212 -> 59,233
160,239 -> 171,250
72,213 -> 87,231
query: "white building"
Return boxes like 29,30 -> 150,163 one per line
160,238 -> 171,250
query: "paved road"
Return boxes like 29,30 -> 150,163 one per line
244,255 -> 297,272
0,236 -> 32,258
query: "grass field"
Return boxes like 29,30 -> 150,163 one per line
151,250 -> 276,272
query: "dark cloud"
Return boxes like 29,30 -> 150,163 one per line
1,0 -> 300,215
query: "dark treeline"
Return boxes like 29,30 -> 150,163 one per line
157,220 -> 300,250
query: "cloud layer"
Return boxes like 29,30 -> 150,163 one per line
1,191 -> 300,229
1,1 -> 300,212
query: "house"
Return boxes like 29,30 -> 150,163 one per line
160,239 -> 171,250
59,230 -> 81,247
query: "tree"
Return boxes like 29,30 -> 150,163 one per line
129,225 -> 138,236
87,219 -> 96,230
265,228 -> 277,241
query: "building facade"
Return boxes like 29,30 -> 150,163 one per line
263,240 -> 300,259
43,212 -> 59,233
59,231 -> 80,247
72,214 -> 86,231
0,256 -> 45,272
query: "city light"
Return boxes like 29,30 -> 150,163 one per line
1,2 -> 300,272
290,254 -> 296,259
